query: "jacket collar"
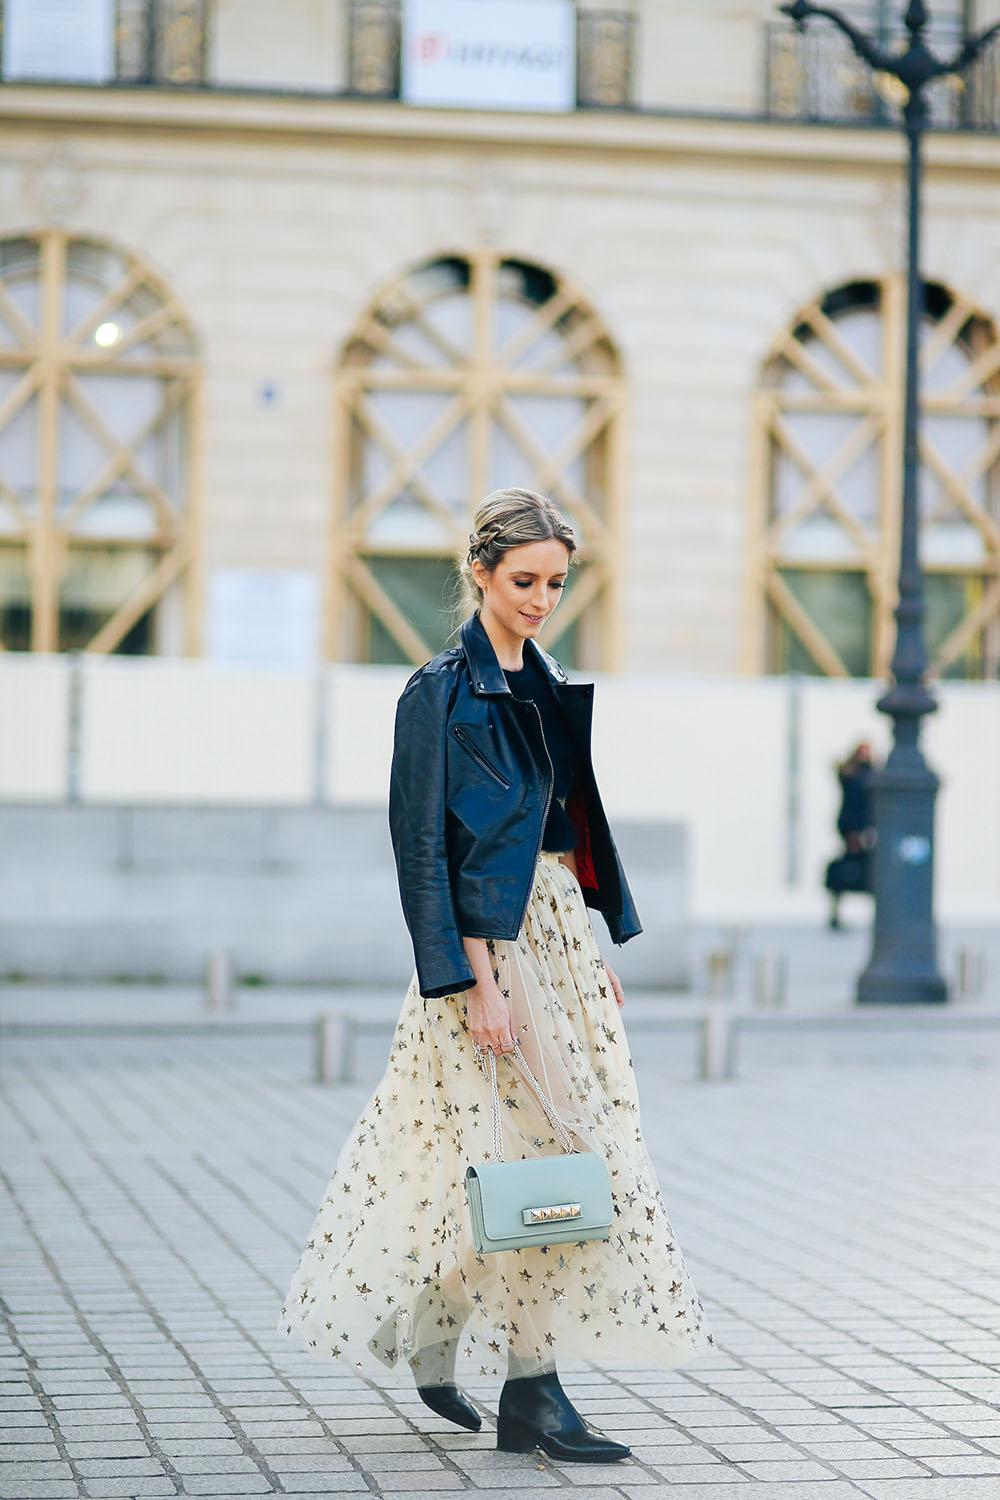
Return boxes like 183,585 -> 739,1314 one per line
460,611 -> 569,696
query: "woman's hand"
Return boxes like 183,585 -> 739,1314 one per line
462,935 -> 516,1054
602,958 -> 626,1009
466,981 -> 517,1054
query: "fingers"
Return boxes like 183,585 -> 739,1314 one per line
472,1021 -> 518,1055
603,962 -> 626,1010
474,1031 -> 517,1055
467,989 -> 516,1055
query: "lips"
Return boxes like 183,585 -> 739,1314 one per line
521,613 -> 545,624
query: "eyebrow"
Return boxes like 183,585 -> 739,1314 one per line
509,570 -> 568,579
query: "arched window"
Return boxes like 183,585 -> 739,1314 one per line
751,276 -> 1000,680
331,251 -> 626,668
0,232 -> 199,653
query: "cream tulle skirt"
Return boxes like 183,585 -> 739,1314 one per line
278,852 -> 714,1381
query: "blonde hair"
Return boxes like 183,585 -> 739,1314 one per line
458,488 -> 577,616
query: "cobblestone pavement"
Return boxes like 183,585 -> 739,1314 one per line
2,1007 -> 1000,1500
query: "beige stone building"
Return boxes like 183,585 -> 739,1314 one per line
1,0 -> 999,679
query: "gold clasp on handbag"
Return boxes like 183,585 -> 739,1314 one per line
522,1202 -> 582,1225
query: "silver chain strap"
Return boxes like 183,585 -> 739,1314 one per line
480,1042 -> 576,1160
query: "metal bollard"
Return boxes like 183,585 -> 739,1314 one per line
956,946 -> 986,998
314,1014 -> 357,1085
204,950 -> 234,1011
753,951 -> 789,1009
706,950 -> 733,996
699,1007 -> 731,1081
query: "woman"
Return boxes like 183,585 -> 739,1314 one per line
825,741 -> 876,930
279,488 -> 713,1462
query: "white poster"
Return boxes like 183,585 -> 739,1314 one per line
402,0 -> 575,113
3,0 -> 115,84
206,569 -> 320,669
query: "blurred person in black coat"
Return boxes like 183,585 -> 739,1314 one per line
825,741 -> 876,930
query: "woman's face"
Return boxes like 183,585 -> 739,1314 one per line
472,539 -> 570,649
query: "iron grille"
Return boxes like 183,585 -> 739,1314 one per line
764,12 -> 1000,130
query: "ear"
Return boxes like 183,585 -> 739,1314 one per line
470,557 -> 490,590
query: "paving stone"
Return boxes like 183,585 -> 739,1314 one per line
0,1412 -> 51,1431
367,1478 -> 465,1492
361,1452 -> 450,1473
143,1421 -> 234,1437
640,1447 -> 726,1468
265,1482 -> 371,1494
0,1444 -> 62,1462
648,1466 -> 756,1485
739,1460 -> 847,1481
922,1457 -> 1000,1476
832,1459 -> 933,1478
57,1424 -> 141,1442
624,1488 -> 861,1499
807,1442 -> 909,1460
0,1461 -> 73,1481
263,1482 -> 370,1495
853,1482 -> 1000,1499
711,1442 -> 814,1461
262,1452 -> 354,1472
250,1437 -> 343,1456
891,1440 -> 988,1457
170,1455 -> 265,1475
558,1464 -> 657,1483
74,1458 -> 168,1477
312,1414 -> 412,1433
176,1478 -> 274,1495
451,1473 -> 561,1489
0,1484 -> 80,1500
156,1439 -> 244,1456
49,1396 -> 131,1412
80,1481 -> 178,1498
333,1435 -> 432,1453
62,1440 -> 153,1458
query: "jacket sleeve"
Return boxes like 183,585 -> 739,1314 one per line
388,667 -> 476,1000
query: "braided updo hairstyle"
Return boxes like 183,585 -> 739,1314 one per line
459,488 -> 577,616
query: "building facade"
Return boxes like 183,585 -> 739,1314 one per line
1,0 -> 999,678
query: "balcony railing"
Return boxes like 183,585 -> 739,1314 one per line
116,0 -> 209,86
764,16 -> 1000,131
345,0 -> 636,109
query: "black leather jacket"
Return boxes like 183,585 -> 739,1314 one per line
388,612 -> 642,999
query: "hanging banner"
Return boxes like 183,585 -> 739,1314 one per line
402,0 -> 575,113
3,0 -> 116,84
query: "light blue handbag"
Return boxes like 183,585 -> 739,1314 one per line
465,1043 -> 613,1255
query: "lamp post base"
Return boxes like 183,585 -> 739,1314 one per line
854,742 -> 950,1006
856,955 -> 949,1005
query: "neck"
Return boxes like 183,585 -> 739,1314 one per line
478,610 -> 526,672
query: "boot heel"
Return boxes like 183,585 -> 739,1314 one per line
496,1416 -> 538,1453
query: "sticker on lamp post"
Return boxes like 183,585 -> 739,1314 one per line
897,836 -> 931,865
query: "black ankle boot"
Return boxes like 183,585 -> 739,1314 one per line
413,1342 -> 481,1432
497,1370 -> 630,1462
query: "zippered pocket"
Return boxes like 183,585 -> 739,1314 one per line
452,726 -> 511,790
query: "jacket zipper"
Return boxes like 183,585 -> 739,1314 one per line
452,726 -> 511,790
513,701 -> 554,933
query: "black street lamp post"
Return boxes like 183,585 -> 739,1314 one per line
780,1 -> 1000,1004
